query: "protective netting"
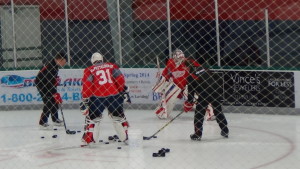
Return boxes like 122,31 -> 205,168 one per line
0,0 -> 299,168
1,0 -> 299,69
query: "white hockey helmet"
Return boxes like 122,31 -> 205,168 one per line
172,49 -> 185,64
91,52 -> 103,64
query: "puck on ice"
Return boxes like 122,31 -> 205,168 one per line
152,153 -> 165,157
105,142 -> 109,144
161,148 -> 170,153
53,128 -> 57,130
99,140 -> 103,142
153,136 -> 157,138
41,136 -> 45,139
77,130 -> 81,133
117,147 -> 122,149
52,135 -> 57,138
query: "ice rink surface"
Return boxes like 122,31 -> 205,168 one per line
0,109 -> 299,169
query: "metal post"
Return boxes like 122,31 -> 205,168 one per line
167,0 -> 172,58
117,0 -> 122,65
10,0 -> 17,68
214,0 -> 221,66
265,9 -> 270,67
64,0 -> 71,66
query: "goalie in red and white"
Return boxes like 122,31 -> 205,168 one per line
80,52 -> 130,146
152,49 -> 216,120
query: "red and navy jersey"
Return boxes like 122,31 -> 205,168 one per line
162,58 -> 200,89
82,62 -> 125,98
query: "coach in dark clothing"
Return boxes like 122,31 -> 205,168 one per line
184,62 -> 229,141
35,53 -> 67,129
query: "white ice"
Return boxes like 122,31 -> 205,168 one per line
0,109 -> 299,169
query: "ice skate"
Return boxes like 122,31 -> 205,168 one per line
53,119 -> 64,126
155,107 -> 168,119
221,131 -> 229,138
190,133 -> 201,141
39,123 -> 52,130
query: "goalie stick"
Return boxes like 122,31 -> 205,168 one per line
143,111 -> 184,140
60,105 -> 76,135
153,56 -> 168,117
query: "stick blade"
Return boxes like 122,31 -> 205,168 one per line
66,130 -> 76,135
143,136 -> 151,140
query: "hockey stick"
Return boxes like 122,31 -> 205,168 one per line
156,55 -> 161,78
60,105 -> 76,135
143,111 -> 185,140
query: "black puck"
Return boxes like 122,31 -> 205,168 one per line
77,130 -> 81,133
105,142 -> 109,144
41,136 -> 45,139
118,140 -> 122,142
161,148 -> 170,153
52,135 -> 57,138
99,140 -> 103,142
159,152 -> 165,157
117,147 -> 122,149
53,128 -> 57,130
153,152 -> 165,157
113,135 -> 119,140
108,136 -> 114,140
153,136 -> 157,138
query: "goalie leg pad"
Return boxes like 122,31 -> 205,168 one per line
152,76 -> 169,93
155,82 -> 181,119
82,117 -> 101,144
165,83 -> 181,115
163,82 -> 181,116
109,115 -> 129,142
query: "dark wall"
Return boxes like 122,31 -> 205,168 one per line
2,19 -> 298,69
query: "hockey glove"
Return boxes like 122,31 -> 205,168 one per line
80,98 -> 90,116
54,76 -> 60,86
122,86 -> 131,104
53,93 -> 63,104
184,101 -> 194,112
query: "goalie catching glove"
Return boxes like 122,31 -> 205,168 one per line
80,98 -> 90,116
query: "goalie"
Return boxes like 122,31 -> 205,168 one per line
80,52 -> 130,145
152,49 -> 216,119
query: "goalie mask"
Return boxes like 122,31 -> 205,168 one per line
91,52 -> 103,64
172,49 -> 185,66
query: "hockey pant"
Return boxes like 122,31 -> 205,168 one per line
154,82 -> 182,119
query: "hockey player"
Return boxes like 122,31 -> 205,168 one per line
35,53 -> 67,129
80,52 -> 130,145
184,63 -> 229,140
152,49 -> 215,119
